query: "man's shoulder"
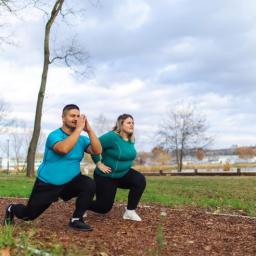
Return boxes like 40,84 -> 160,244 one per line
48,128 -> 61,135
47,128 -> 63,139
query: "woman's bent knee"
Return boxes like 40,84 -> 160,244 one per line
135,173 -> 146,190
80,176 -> 96,193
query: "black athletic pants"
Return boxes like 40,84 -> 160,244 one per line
12,174 -> 95,221
89,168 -> 146,214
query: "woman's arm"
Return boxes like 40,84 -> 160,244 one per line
91,132 -> 113,173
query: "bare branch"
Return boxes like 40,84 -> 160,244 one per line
0,0 -> 32,13
93,114 -> 113,135
50,36 -> 91,78
157,103 -> 213,171
0,0 -> 12,12
88,0 -> 100,8
26,0 -> 97,176
0,1 -> 33,47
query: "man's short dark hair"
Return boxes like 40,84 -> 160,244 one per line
62,104 -> 80,115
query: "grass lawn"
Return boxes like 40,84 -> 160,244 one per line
118,176 -> 256,216
0,174 -> 34,197
0,173 -> 255,216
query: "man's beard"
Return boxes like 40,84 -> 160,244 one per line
65,122 -> 76,131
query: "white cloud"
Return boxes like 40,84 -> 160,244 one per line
114,0 -> 151,30
1,0 -> 256,152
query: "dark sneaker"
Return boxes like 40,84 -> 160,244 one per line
69,219 -> 93,232
3,204 -> 14,225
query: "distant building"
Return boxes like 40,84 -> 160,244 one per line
183,154 -> 256,164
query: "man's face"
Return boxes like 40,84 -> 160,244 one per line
62,109 -> 80,129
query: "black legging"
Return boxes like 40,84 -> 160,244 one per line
12,174 -> 95,220
89,168 -> 146,214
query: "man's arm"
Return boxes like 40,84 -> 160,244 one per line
53,115 -> 85,154
90,131 -> 113,162
84,117 -> 102,155
86,130 -> 102,155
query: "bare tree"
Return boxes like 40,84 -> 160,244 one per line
25,128 -> 46,155
0,99 -> 7,128
0,119 -> 46,172
0,137 -> 11,173
158,103 -> 212,172
0,0 -> 31,12
0,0 -> 12,11
26,0 -> 91,177
0,98 -> 11,133
93,114 -> 113,136
10,129 -> 26,171
0,0 -> 31,45
10,120 -> 44,172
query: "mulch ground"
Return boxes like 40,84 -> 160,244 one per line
0,198 -> 256,256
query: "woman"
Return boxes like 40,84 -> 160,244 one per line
89,114 -> 146,221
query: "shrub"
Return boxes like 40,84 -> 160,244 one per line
223,162 -> 231,171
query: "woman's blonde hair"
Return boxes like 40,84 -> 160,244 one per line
113,114 -> 135,142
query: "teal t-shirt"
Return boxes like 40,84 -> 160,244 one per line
37,128 -> 90,185
91,131 -> 137,178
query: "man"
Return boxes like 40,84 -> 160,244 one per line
3,104 -> 102,232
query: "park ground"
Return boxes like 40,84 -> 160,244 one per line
0,175 -> 255,255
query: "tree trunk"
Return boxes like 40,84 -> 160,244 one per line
175,148 -> 183,173
26,0 -> 64,177
175,149 -> 178,171
26,86 -> 47,176
179,150 -> 183,172
175,149 -> 182,172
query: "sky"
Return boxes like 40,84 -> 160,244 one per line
0,0 -> 256,152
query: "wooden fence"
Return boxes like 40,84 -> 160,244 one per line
143,168 -> 256,176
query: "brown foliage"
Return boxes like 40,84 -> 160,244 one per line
223,162 -> 231,171
0,198 -> 255,255
151,147 -> 170,165
236,147 -> 256,159
196,148 -> 205,161
135,152 -> 150,165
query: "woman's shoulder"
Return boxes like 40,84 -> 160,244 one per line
102,130 -> 116,137
99,130 -> 118,141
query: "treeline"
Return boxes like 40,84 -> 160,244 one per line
135,146 -> 256,166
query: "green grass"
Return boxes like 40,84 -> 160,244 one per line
116,176 -> 256,216
0,173 -> 255,216
0,174 -> 34,197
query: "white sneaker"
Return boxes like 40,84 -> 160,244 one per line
123,208 -> 142,221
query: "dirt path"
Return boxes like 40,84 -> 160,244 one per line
1,198 -> 256,255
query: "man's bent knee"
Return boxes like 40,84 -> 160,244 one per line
79,176 -> 96,193
92,201 -> 113,214
98,205 -> 113,214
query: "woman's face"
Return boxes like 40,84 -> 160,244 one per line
121,117 -> 134,134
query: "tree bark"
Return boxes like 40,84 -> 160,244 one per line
26,0 -> 64,177
179,149 -> 183,172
